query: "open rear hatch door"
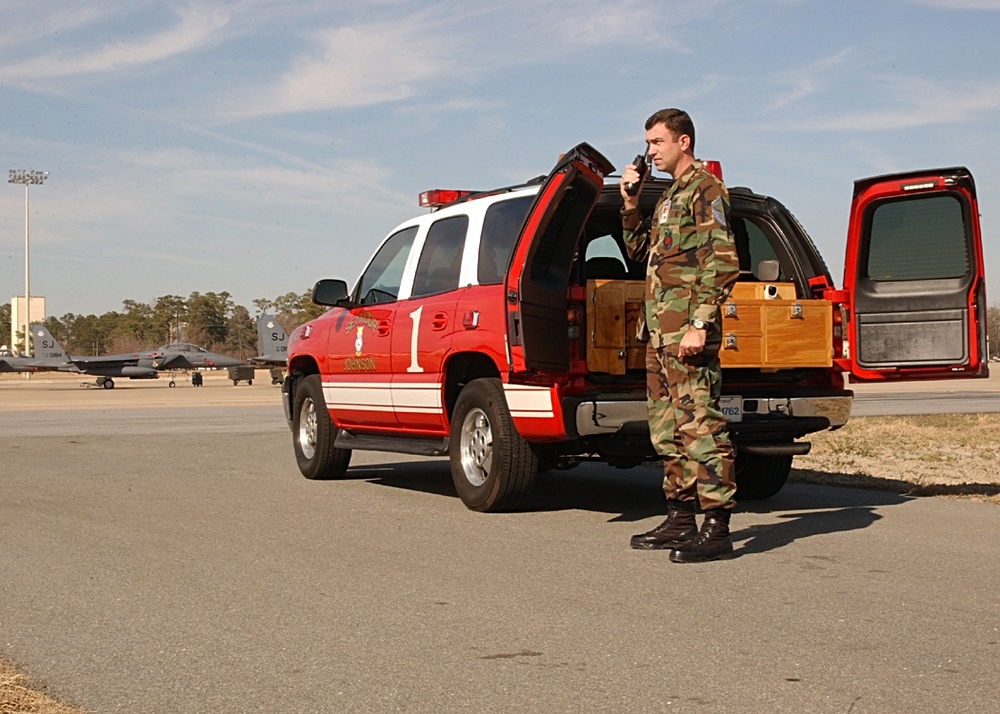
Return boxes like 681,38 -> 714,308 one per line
842,167 -> 988,382
506,143 -> 614,373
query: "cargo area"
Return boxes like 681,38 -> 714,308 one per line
585,279 -> 833,374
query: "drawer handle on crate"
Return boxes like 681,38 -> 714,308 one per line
724,333 -> 737,349
724,303 -> 737,318
791,303 -> 803,319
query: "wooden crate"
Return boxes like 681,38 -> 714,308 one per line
720,298 -> 832,368
586,279 -> 832,372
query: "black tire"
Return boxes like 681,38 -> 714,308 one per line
735,452 -> 793,500
449,378 -> 537,512
102,378 -> 115,389
292,374 -> 351,480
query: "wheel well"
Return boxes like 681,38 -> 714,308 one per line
286,356 -> 320,406
443,352 -> 501,419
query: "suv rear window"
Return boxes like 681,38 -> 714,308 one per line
865,195 -> 969,281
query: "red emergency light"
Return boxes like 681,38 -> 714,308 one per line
703,160 -> 723,180
418,189 -> 473,208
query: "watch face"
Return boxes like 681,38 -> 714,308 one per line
693,319 -> 706,329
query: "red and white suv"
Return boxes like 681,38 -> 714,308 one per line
283,143 -> 988,511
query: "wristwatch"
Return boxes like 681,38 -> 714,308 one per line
692,319 -> 707,330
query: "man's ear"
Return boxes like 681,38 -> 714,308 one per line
679,134 -> 692,152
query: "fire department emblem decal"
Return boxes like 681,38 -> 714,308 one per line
354,326 -> 364,356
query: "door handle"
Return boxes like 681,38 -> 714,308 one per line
431,312 -> 448,331
376,319 -> 391,337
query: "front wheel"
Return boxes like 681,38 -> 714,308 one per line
292,374 -> 351,480
735,452 -> 793,500
449,378 -> 537,512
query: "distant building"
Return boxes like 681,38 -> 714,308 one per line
10,296 -> 45,355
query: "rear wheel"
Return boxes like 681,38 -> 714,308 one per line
735,452 -> 793,500
292,374 -> 351,480
450,378 -> 537,512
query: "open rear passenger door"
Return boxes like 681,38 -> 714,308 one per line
841,167 -> 988,382
505,143 -> 614,373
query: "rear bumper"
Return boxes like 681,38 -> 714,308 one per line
567,392 -> 853,438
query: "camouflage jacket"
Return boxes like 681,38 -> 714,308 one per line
622,160 -> 739,352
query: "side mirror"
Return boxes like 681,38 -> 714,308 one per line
312,279 -> 350,306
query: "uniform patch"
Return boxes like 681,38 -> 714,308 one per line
658,200 -> 671,224
711,197 -> 727,229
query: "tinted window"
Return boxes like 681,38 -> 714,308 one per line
866,195 -> 968,281
739,217 -> 786,281
411,215 -> 469,298
357,226 -> 418,305
478,196 -> 532,285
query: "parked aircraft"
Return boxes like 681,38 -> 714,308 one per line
28,325 -> 243,388
252,315 -> 288,365
251,315 -> 288,384
0,346 -> 35,372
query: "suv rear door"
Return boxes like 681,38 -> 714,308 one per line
506,143 -> 615,373
842,167 -> 988,381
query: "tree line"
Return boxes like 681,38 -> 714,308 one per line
3,297 -> 999,362
1,290 -> 327,359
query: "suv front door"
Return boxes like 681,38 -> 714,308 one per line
842,167 -> 988,382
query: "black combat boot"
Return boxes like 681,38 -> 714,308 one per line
669,508 -> 734,563
629,500 -> 698,550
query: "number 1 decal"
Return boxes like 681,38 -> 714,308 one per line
407,306 -> 423,373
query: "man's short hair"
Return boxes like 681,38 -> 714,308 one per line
645,108 -> 695,152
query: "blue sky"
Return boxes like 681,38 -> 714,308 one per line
1,0 -> 998,318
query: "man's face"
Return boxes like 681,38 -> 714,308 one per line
645,123 -> 690,177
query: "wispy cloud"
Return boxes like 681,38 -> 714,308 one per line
0,5 -> 230,84
765,48 -> 855,112
245,16 -> 448,115
906,0 -> 1000,8
784,75 -> 1000,131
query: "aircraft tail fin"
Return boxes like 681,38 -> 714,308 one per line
30,324 -> 70,362
256,315 -> 288,363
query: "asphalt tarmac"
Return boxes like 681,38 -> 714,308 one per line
2,374 -> 999,713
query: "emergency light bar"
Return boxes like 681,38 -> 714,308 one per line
419,189 -> 473,208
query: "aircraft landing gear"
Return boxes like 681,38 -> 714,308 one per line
96,377 -> 115,389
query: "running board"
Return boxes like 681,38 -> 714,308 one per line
335,431 -> 450,457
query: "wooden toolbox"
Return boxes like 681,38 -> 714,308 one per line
586,280 -> 833,373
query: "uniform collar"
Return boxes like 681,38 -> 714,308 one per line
670,159 -> 702,195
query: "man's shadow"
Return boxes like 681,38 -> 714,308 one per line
732,484 -> 891,556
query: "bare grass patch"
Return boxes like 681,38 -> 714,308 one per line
792,414 -> 1000,504
0,658 -> 86,714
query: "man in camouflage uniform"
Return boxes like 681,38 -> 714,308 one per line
620,108 -> 740,563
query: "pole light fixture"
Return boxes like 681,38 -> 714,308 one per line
8,169 -> 49,357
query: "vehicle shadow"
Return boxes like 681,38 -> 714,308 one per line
353,459 -> 997,557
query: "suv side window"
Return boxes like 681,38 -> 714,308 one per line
732,216 -> 787,281
411,215 -> 469,298
357,226 -> 418,305
478,196 -> 533,285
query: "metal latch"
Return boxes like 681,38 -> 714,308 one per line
724,303 -> 738,318
725,333 -> 737,349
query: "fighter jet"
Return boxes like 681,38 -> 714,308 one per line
250,315 -> 288,384
0,345 -> 36,372
28,324 -> 243,389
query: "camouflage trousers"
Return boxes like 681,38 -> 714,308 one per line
646,344 -> 736,510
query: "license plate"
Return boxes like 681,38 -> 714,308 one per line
719,396 -> 743,422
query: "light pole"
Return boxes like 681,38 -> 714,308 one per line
8,169 -> 48,356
